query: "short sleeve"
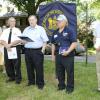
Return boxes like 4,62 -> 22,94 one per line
51,29 -> 58,44
69,32 -> 77,43
51,34 -> 55,44
40,27 -> 49,42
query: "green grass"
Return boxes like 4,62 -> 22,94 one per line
0,60 -> 100,100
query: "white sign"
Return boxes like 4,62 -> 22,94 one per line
7,47 -> 17,59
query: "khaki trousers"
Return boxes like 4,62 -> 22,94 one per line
0,50 -> 4,66
96,51 -> 100,89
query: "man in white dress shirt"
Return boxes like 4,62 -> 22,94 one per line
0,17 -> 22,84
23,15 -> 49,89
90,20 -> 100,91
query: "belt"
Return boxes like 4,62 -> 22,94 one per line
25,47 -> 42,50
11,45 -> 21,48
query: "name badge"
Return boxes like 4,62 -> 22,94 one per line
54,35 -> 58,38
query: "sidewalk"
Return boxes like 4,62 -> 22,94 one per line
44,55 -> 96,63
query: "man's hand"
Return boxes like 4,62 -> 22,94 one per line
61,50 -> 70,56
5,44 -> 12,51
41,42 -> 47,54
61,42 -> 77,56
7,48 -> 12,52
20,40 -> 28,44
52,55 -> 55,62
6,44 -> 11,49
41,48 -> 45,54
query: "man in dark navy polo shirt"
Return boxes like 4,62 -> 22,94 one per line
51,15 -> 77,94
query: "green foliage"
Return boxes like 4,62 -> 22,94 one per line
76,0 -> 100,47
8,0 -> 51,15
77,21 -> 94,48
0,60 -> 99,100
91,0 -> 100,9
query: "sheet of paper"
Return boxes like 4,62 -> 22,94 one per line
7,47 -> 17,59
59,47 -> 69,54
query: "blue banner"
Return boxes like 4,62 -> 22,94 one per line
38,1 -> 77,41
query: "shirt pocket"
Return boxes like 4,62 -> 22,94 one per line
63,33 -> 69,40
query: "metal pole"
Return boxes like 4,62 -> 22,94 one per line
86,2 -> 88,65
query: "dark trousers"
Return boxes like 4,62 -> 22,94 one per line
4,46 -> 22,81
25,48 -> 44,86
56,54 -> 74,90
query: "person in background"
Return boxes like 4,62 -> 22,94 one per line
0,27 -> 4,71
51,15 -> 77,94
22,15 -> 49,89
0,17 -> 22,84
0,21 -> 9,74
90,20 -> 100,92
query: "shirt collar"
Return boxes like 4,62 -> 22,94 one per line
29,25 -> 38,29
9,27 -> 15,30
63,26 -> 68,32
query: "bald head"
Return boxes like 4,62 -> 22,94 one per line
28,15 -> 37,27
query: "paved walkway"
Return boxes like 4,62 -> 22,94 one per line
44,55 -> 96,63
22,54 -> 96,63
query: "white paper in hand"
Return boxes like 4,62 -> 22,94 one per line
7,47 -> 17,59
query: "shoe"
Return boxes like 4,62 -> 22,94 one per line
6,78 -> 15,83
66,89 -> 74,94
38,85 -> 44,90
57,87 -> 65,91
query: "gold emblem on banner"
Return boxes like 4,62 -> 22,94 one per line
42,10 -> 63,36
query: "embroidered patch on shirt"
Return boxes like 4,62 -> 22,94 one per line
63,32 -> 68,36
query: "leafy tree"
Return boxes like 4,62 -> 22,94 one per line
8,0 -> 51,15
76,0 -> 100,47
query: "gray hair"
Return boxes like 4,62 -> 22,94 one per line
28,15 -> 37,20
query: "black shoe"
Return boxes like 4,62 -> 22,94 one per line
66,89 -> 74,94
27,83 -> 35,86
57,87 -> 65,91
6,78 -> 15,83
38,85 -> 44,90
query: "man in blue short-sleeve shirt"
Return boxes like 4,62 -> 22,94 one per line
51,15 -> 77,94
